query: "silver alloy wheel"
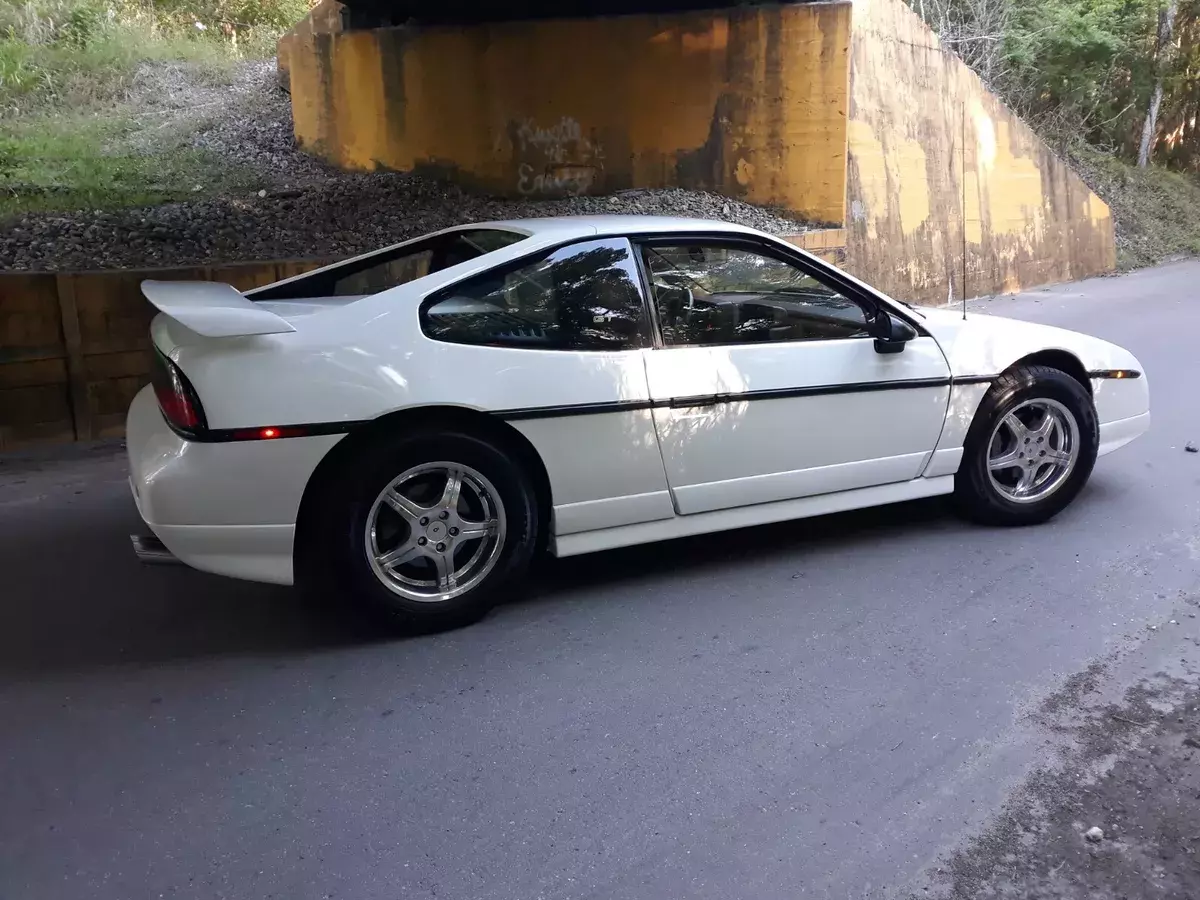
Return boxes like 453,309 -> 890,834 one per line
366,462 -> 506,603
986,397 -> 1081,504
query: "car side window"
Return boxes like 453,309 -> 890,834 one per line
328,230 -> 527,297
423,238 -> 650,351
641,243 -> 871,347
250,229 -> 528,300
331,250 -> 434,296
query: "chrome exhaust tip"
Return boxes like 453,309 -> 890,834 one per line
131,534 -> 182,566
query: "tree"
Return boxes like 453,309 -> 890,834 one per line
1139,0 -> 1181,165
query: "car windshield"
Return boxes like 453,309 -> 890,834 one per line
248,228 -> 529,301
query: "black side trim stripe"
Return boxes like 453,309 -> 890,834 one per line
181,374 -> 1037,441
174,369 -> 1141,443
951,374 -> 998,385
496,399 -> 657,421
1088,369 -> 1142,379
664,377 -> 956,411
166,413 -> 369,443
498,377 -> 962,420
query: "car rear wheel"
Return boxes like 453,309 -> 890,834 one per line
303,430 -> 539,633
954,364 -> 1099,526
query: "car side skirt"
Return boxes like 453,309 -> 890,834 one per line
551,475 -> 955,558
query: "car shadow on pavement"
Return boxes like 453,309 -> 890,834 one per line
0,500 -> 382,681
0,446 -> 1118,680
519,495 -> 959,605
514,475 -> 1125,613
0,471 -> 957,679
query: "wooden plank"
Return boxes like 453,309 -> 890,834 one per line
218,262 -> 288,291
0,357 -> 67,390
73,269 -> 187,356
0,383 -> 75,450
0,273 -> 64,365
0,256 -> 335,447
89,374 -> 147,423
272,260 -> 328,282
0,419 -> 77,451
54,274 -> 94,442
0,343 -> 75,365
84,349 -> 154,381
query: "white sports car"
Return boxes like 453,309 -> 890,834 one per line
127,216 -> 1150,631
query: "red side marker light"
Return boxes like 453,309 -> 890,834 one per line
227,425 -> 306,441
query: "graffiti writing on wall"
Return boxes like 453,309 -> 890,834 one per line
509,116 -> 604,196
517,163 -> 597,197
513,116 -> 603,164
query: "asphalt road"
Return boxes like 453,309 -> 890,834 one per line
2,261 -> 1199,900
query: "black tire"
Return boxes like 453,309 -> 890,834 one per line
954,364 -> 1099,526
300,429 -> 539,634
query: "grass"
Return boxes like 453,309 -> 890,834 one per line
1070,144 -> 1200,270
0,114 -> 263,217
0,25 -> 234,115
0,0 -> 306,217
0,0 -> 303,113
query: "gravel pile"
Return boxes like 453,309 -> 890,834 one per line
181,62 -> 339,188
1,181 -> 810,271
1,61 -> 812,272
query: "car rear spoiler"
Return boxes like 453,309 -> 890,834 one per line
140,280 -> 296,338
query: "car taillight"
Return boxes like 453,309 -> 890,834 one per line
151,351 -> 206,434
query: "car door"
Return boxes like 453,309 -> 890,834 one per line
637,235 -> 952,516
418,236 -> 678,538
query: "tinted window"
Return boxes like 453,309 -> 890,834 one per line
250,229 -> 528,300
423,238 -> 649,351
642,243 -> 870,347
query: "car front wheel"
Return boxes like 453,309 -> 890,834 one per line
954,364 -> 1099,526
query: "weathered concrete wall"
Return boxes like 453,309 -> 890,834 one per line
280,2 -> 851,223
277,0 -> 345,92
843,0 -> 1115,304
278,0 -> 1113,301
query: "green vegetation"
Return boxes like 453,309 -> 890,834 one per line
910,0 -> 1200,266
1071,144 -> 1200,268
1,0 -> 305,111
1,0 -> 306,216
0,114 -> 261,217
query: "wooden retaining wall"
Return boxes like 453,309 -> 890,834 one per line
0,260 -> 325,450
0,229 -> 845,450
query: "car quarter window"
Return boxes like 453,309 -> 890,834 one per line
249,229 -> 528,300
422,238 -> 650,351
640,242 -> 871,347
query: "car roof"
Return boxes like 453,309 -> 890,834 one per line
464,215 -> 763,239
246,215 -> 773,307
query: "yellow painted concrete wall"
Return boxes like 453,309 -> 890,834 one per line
844,0 -> 1115,304
277,0 -> 344,92
281,2 -> 852,223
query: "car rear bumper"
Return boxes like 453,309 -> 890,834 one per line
126,385 -> 344,586
128,512 -> 297,585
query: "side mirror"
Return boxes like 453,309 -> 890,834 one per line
873,312 -> 917,355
